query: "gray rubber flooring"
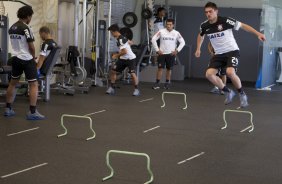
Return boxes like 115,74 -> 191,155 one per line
0,79 -> 282,184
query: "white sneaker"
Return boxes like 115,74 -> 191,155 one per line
106,87 -> 115,95
132,89 -> 140,96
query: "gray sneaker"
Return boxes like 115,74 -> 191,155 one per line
106,86 -> 115,95
4,108 -> 15,117
133,89 -> 140,96
26,110 -> 45,120
210,86 -> 220,94
164,82 -> 170,90
224,90 -> 236,105
239,93 -> 249,108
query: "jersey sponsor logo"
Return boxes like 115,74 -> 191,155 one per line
10,34 -> 21,39
208,32 -> 225,39
24,29 -> 31,38
162,37 -> 175,41
226,19 -> 235,26
231,57 -> 239,67
217,24 -> 223,31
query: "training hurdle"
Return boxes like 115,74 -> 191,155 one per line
221,109 -> 254,133
102,150 -> 154,184
161,91 -> 188,110
57,114 -> 96,141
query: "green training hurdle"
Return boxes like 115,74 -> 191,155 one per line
161,91 -> 188,110
102,150 -> 154,184
222,109 -> 254,133
57,114 -> 96,141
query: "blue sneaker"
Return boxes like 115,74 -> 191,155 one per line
224,90 -> 236,105
26,110 -> 45,120
4,108 -> 15,117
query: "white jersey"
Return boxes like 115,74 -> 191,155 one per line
116,35 -> 136,60
8,21 -> 35,61
152,29 -> 185,54
200,16 -> 241,55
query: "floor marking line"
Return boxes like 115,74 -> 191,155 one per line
139,98 -> 154,103
1,163 -> 48,178
143,126 -> 160,133
7,127 -> 40,136
240,126 -> 253,133
84,110 -> 106,117
177,152 -> 205,165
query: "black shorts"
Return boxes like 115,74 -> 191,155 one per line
208,50 -> 240,72
157,54 -> 176,69
11,57 -> 37,82
113,59 -> 136,73
217,67 -> 226,76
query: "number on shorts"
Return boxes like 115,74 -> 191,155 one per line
231,57 -> 238,67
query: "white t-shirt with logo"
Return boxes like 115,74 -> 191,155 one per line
116,35 -> 136,60
9,21 -> 35,60
152,28 -> 185,54
200,16 -> 241,55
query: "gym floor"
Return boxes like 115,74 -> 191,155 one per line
0,79 -> 282,184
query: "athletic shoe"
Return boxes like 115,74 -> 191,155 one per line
163,82 -> 170,90
132,89 -> 140,96
26,110 -> 45,120
106,86 -> 115,95
220,90 -> 225,95
4,108 -> 15,117
224,90 -> 236,105
210,86 -> 220,94
152,83 -> 160,90
239,93 -> 249,108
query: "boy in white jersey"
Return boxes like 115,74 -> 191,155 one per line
195,2 -> 266,108
151,19 -> 185,89
106,24 -> 140,96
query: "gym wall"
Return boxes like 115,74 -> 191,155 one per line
173,6 -> 261,82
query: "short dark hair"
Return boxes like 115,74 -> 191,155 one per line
157,7 -> 166,14
39,26 -> 50,34
205,2 -> 218,10
166,18 -> 175,24
108,24 -> 120,32
17,6 -> 34,19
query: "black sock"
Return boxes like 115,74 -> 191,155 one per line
156,79 -> 160,83
134,85 -> 138,89
221,86 -> 230,92
6,103 -> 11,109
166,79 -> 170,83
30,106 -> 36,114
238,88 -> 245,94
110,83 -> 115,88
